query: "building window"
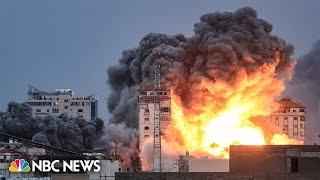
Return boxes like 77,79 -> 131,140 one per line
293,109 -> 297,112
46,109 -> 50,113
64,99 -> 68,103
64,106 -> 68,109
294,119 -> 298,125
145,118 -> 149,121
71,102 -> 79,106
140,91 -> 147,95
161,115 -> 171,121
294,117 -> 298,120
300,132 -> 304,137
300,124 -> 303,129
284,119 -> 288,125
299,108 -> 305,112
78,109 -> 83,113
300,116 -> 305,121
53,108 -> 59,113
36,109 -> 41,113
144,126 -> 149,130
160,107 -> 170,113
144,135 -> 149,139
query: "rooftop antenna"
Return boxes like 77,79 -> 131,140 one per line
153,64 -> 162,172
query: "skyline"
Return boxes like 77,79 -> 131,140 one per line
1,0 -> 320,121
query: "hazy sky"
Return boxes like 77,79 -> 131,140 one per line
1,0 -> 320,119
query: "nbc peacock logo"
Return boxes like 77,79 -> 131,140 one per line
9,159 -> 31,173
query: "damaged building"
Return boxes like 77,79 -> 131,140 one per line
26,87 -> 98,121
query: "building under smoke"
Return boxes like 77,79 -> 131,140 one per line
26,87 -> 98,121
0,102 -> 104,152
138,81 -> 171,171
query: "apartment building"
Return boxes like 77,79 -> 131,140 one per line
270,97 -> 306,143
138,83 -> 171,171
26,87 -> 98,121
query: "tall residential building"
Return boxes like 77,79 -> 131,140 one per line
138,83 -> 171,172
270,97 -> 306,143
26,87 -> 98,121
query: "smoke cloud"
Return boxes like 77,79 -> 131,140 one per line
107,6 -> 295,168
99,123 -> 140,171
286,40 -> 320,144
107,7 -> 294,124
0,102 -> 104,152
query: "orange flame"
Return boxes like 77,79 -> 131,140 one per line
162,59 -> 301,159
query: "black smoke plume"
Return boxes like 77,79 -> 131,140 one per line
0,102 -> 104,152
286,41 -> 320,143
106,7 -> 294,169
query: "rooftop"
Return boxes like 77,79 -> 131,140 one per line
277,97 -> 305,108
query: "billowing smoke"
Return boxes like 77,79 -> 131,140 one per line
100,123 -> 140,171
0,101 -> 104,152
107,7 -> 294,169
286,40 -> 320,144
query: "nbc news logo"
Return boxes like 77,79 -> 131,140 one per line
9,159 -> 31,172
8,159 -> 100,173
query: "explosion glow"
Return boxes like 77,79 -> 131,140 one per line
164,59 -> 301,159
107,7 -> 305,170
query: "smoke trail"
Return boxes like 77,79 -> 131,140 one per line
286,40 -> 320,144
107,6 -> 295,168
0,102 -> 104,152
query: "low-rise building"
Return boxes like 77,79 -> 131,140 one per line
26,87 -> 98,121
230,145 -> 320,173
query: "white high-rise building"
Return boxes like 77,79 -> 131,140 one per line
26,87 -> 98,121
270,97 -> 306,143
138,83 -> 171,172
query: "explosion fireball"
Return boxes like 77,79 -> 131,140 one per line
165,58 -> 300,159
107,7 -> 303,170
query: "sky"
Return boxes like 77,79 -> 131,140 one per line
1,0 -> 320,120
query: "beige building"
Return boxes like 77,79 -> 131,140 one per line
270,97 -> 306,143
138,83 -> 171,171
26,87 -> 98,121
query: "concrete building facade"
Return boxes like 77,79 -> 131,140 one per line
270,98 -> 306,143
138,83 -> 171,171
26,87 -> 98,121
